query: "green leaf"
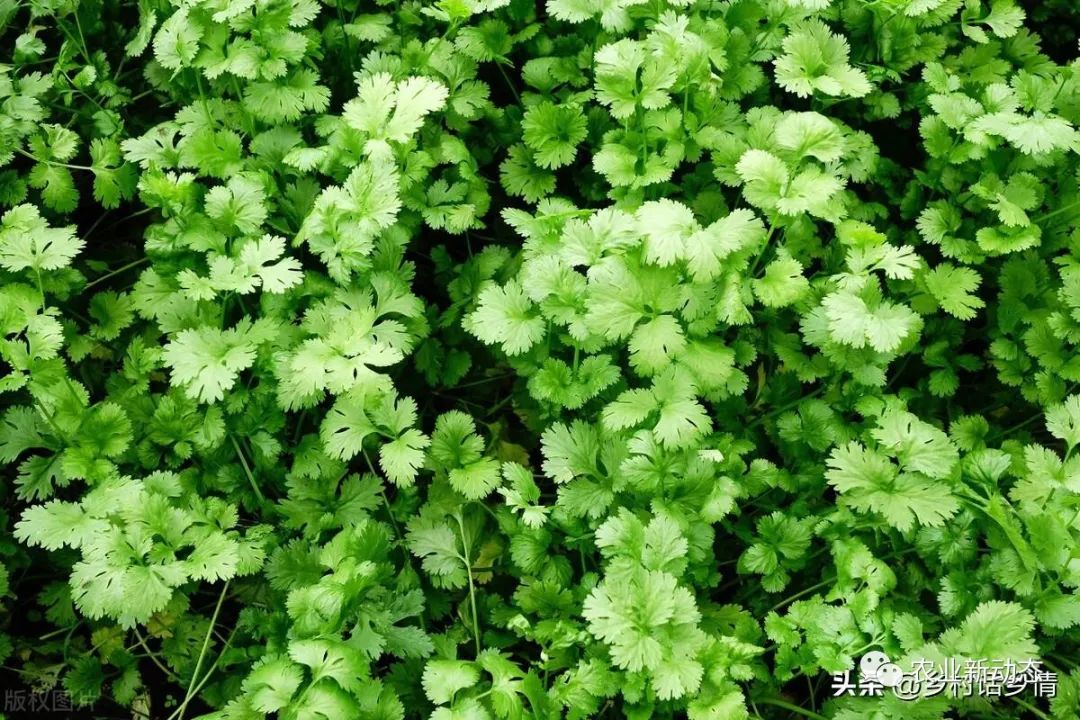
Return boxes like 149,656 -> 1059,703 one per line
1046,395 -> 1080,448
752,252 -> 809,308
938,601 -> 1038,660
380,428 -> 431,486
924,263 -> 984,320
871,410 -> 959,478
822,291 -> 920,353
14,501 -> 102,550
826,441 -> 959,530
522,101 -> 588,169
343,73 -> 449,149
464,280 -> 546,355
774,20 -> 871,98
423,659 -> 480,704
162,324 -> 260,404
0,204 -> 84,272
243,656 -> 304,713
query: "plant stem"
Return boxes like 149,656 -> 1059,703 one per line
16,147 -> 94,171
456,512 -> 482,657
747,385 -> 824,428
453,373 -> 516,390
85,257 -> 150,289
32,399 -> 68,444
230,434 -> 265,503
1010,697 -> 1051,720
39,623 -> 80,641
133,628 -> 181,683
167,626 -> 238,720
1034,199 -> 1080,224
492,57 -> 519,104
768,578 -> 834,613
173,580 -> 230,720
757,697 -> 829,720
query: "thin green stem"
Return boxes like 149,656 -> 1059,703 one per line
173,580 -> 230,720
454,373 -> 516,390
484,393 -> 514,418
84,257 -> 150,289
334,0 -> 355,77
362,448 -> 404,539
768,577 -> 833,613
39,623 -> 80,641
72,12 -> 91,64
194,72 -> 216,127
747,385 -> 824,427
747,224 -> 779,278
230,434 -> 265,503
34,268 -> 46,312
32,399 -> 68,444
1034,199 -> 1080,224
380,489 -> 402,537
456,512 -> 482,657
767,548 -> 916,614
1010,697 -> 1051,720
495,61 -> 521,105
133,628 -> 181,683
16,147 -> 93,171
757,697 -> 828,720
128,88 -> 158,103
167,625 -> 238,720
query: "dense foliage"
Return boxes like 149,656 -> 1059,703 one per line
2,0 -> 1080,717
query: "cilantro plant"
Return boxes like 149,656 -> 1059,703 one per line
2,0 -> 1080,718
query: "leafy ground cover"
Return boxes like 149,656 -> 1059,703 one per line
2,0 -> 1080,718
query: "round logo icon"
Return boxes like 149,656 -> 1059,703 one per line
860,651 -> 891,679
860,652 -> 904,688
876,662 -> 904,688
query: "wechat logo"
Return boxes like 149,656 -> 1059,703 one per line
860,651 -> 903,688
832,652 -> 905,696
